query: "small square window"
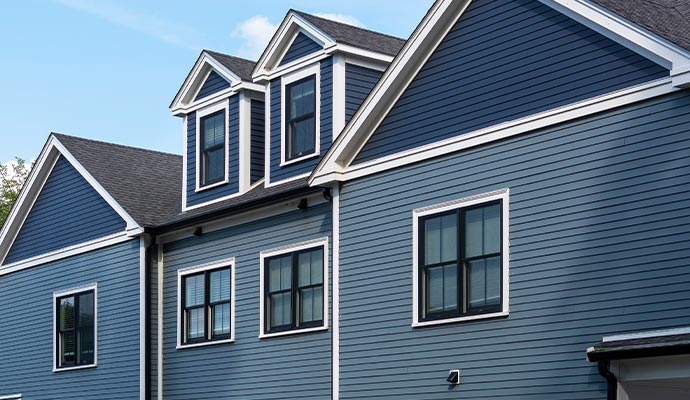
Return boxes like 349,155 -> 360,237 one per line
260,238 -> 329,338
54,285 -> 97,371
413,189 -> 509,327
178,261 -> 234,347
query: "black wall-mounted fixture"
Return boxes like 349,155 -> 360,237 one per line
193,227 -> 203,237
322,187 -> 333,202
447,369 -> 460,386
297,198 -> 308,210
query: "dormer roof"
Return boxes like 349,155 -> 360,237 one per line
252,10 -> 405,81
170,50 -> 263,115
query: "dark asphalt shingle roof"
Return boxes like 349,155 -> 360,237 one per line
54,133 -> 183,227
293,10 -> 407,56
204,50 -> 256,82
590,0 -> 690,52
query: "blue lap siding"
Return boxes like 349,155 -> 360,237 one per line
160,203 -> 332,399
4,156 -> 126,264
251,99 -> 265,184
338,90 -> 690,399
194,70 -> 231,102
185,95 -> 241,207
353,0 -> 670,164
270,58 -> 333,183
345,63 -> 384,123
279,32 -> 323,66
0,239 -> 141,399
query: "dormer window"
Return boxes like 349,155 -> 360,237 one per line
281,64 -> 320,166
196,102 -> 229,190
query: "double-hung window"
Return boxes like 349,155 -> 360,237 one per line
54,285 -> 96,371
179,260 -> 234,347
413,190 -> 509,326
285,76 -> 316,161
197,103 -> 227,189
260,238 -> 328,337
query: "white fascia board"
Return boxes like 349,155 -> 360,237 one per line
171,52 -> 243,112
542,0 -> 690,78
252,12 -> 335,82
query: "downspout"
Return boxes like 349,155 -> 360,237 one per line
597,360 -> 617,400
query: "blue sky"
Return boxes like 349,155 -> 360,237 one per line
0,0 -> 434,164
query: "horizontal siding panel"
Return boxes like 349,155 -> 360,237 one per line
279,32 -> 323,66
345,63 -> 383,123
353,0 -> 669,164
250,99 -> 265,183
194,70 -> 231,101
338,90 -> 690,399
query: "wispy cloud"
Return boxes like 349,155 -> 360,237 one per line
314,13 -> 366,28
232,15 -> 277,60
52,0 -> 201,51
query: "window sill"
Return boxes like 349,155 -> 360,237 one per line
412,310 -> 509,328
259,325 -> 328,339
195,179 -> 229,193
176,338 -> 235,350
280,151 -> 320,167
53,363 -> 97,373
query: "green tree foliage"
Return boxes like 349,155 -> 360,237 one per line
0,158 -> 32,228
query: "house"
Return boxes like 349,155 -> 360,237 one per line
1,0 -> 690,399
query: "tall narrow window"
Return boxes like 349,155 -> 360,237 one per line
180,265 -> 232,345
55,288 -> 96,370
285,76 -> 316,161
200,110 -> 225,186
419,200 -> 503,322
263,244 -> 325,335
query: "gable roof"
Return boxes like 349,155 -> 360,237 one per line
204,50 -> 256,81
292,11 -> 406,57
590,0 -> 690,52
309,0 -> 690,186
54,134 -> 182,227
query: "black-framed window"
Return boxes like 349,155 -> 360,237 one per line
265,246 -> 324,333
200,110 -> 225,186
56,290 -> 95,369
182,267 -> 231,344
419,201 -> 502,321
285,76 -> 316,161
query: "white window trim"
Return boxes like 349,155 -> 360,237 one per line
412,189 -> 510,328
176,258 -> 236,349
280,63 -> 321,167
259,237 -> 329,339
53,283 -> 98,372
195,100 -> 230,192
0,395 -> 21,400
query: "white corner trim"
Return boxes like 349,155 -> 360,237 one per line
239,91 -> 251,192
157,243 -> 164,400
176,257 -> 236,348
139,237 -> 146,400
181,115 -> 189,210
280,63 -> 321,167
53,283 -> 98,373
265,81 -> 273,186
0,232 -> 132,276
259,237 -> 330,338
195,99 -> 231,192
411,189 -> 510,327
311,77 -> 677,186
331,184 -> 340,400
332,55 -> 346,141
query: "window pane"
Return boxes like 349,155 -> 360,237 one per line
484,204 -> 501,254
268,258 -> 282,292
485,256 -> 501,306
440,214 -> 457,263
443,265 -> 458,312
210,269 -> 231,303
187,308 -> 205,340
290,118 -> 315,156
465,208 -> 484,258
213,303 -> 231,336
280,256 -> 292,290
298,252 -> 311,287
298,249 -> 323,287
425,214 -> 456,265
203,113 -> 224,148
185,275 -> 205,307
61,331 -> 75,365
310,249 -> 323,285
80,328 -> 95,365
424,217 -> 440,265
204,147 -> 225,183
468,258 -> 486,308
270,292 -> 291,328
60,297 -> 75,330
78,292 -> 94,328
313,286 -> 323,321
426,266 -> 444,313
300,287 -> 314,323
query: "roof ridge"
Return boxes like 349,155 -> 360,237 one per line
52,132 -> 181,158
291,9 -> 407,43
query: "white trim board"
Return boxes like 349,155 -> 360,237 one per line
309,0 -> 690,186
139,237 -> 146,400
411,188 -> 510,328
0,134 -> 143,267
331,184 -> 340,400
259,237 -> 330,339
53,283 -> 98,373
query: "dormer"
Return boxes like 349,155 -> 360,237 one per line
252,10 -> 405,187
171,51 -> 266,211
